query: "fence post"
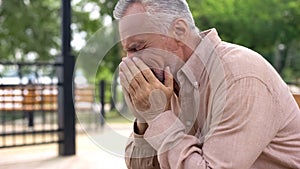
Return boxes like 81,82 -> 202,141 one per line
110,75 -> 117,111
99,80 -> 106,126
26,80 -> 35,128
58,0 -> 76,156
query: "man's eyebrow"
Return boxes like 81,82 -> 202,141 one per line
124,41 -> 144,51
127,43 -> 138,50
122,44 -> 134,52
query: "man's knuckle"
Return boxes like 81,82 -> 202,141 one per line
144,88 -> 151,94
154,83 -> 161,89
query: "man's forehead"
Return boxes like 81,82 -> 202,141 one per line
119,14 -> 148,33
119,2 -> 148,32
123,2 -> 146,16
119,13 -> 163,41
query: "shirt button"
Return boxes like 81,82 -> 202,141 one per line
186,121 -> 192,126
193,82 -> 199,88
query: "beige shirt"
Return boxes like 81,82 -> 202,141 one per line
125,29 -> 300,169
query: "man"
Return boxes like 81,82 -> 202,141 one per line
113,0 -> 300,168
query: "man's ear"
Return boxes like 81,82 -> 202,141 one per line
171,18 -> 188,42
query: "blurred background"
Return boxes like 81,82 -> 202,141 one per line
1,0 -> 299,84
0,0 -> 299,169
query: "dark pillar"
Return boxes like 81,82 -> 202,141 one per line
58,0 -> 76,156
27,80 -> 35,128
99,80 -> 106,126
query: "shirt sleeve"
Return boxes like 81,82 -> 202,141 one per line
125,122 -> 160,169
142,77 -> 279,168
125,94 -> 181,169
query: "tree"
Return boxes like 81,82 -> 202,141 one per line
0,0 -> 60,61
1,0 -> 299,82
188,0 -> 300,82
72,0 -> 121,83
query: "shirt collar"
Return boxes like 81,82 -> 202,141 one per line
177,28 -> 222,88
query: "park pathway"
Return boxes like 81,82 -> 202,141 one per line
0,123 -> 132,169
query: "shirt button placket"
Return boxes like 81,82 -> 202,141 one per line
193,82 -> 199,89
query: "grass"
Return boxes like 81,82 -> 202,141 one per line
76,109 -> 133,125
105,110 -> 133,124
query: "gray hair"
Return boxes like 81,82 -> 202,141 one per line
113,0 -> 196,31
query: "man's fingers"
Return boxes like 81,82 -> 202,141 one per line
119,72 -> 135,93
122,86 -> 130,100
164,66 -> 173,88
119,72 -> 130,91
119,62 -> 134,84
122,86 -> 134,106
132,57 -> 158,83
120,61 -> 140,94
132,57 -> 149,71
123,59 -> 141,78
123,58 -> 148,87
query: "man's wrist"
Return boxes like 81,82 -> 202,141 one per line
134,120 -> 148,135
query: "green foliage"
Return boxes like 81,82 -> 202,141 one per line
0,0 -> 60,61
72,0 -> 121,83
105,110 -> 132,124
189,0 -> 300,81
1,0 -> 299,83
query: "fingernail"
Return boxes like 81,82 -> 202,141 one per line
165,66 -> 170,72
132,57 -> 138,62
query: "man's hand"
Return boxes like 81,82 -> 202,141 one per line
119,57 -> 174,123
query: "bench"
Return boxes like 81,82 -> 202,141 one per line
0,85 -> 58,112
0,85 -> 97,111
0,85 -> 58,127
74,85 -> 95,112
0,85 -> 97,128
